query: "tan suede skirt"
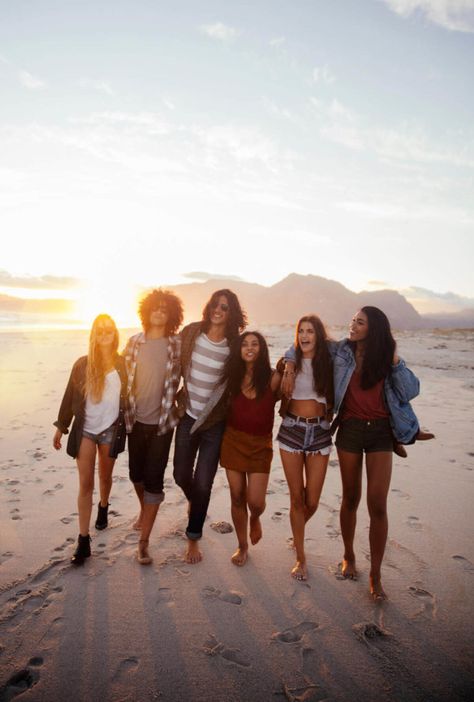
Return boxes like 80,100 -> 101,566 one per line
220,425 -> 273,474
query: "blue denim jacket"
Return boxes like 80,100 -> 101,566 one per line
285,340 -> 420,443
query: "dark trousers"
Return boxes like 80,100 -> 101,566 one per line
173,413 -> 225,540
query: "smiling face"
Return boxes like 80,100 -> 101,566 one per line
94,317 -> 117,351
297,321 -> 316,357
210,295 -> 230,328
149,302 -> 169,330
240,333 -> 260,365
349,309 -> 369,343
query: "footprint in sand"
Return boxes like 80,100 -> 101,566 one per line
391,488 -> 410,499
113,657 -> 139,681
60,516 -> 73,524
210,521 -> 233,534
10,508 -> 22,521
202,586 -> 242,605
272,511 -> 283,521
0,666 -> 41,700
272,621 -> 319,643
352,622 -> 390,643
408,585 -> 437,619
452,554 -> 474,574
407,515 -> 422,530
156,588 -> 174,605
202,635 -> 251,668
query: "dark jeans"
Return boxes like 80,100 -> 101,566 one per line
173,413 -> 225,540
128,422 -> 173,501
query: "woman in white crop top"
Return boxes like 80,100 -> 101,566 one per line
53,314 -> 127,565
276,314 -> 334,581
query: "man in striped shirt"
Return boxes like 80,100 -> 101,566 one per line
174,289 -> 247,564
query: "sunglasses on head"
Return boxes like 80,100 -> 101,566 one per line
211,302 -> 229,312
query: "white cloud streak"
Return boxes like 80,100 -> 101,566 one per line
199,22 -> 239,41
313,64 -> 335,84
382,0 -> 474,33
79,78 -> 115,96
19,69 -> 46,90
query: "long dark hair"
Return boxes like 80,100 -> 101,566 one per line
201,288 -> 247,341
294,314 -> 333,404
221,331 -> 272,400
356,306 -> 396,389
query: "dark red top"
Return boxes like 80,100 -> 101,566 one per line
341,371 -> 389,421
227,386 -> 276,436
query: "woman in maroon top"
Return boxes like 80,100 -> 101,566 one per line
220,332 -> 280,566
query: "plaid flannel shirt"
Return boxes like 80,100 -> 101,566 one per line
123,332 -> 181,435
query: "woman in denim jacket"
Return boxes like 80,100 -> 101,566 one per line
284,306 -> 429,600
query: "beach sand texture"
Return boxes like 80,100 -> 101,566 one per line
0,326 -> 473,701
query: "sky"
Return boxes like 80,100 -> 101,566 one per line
1,0 -> 473,324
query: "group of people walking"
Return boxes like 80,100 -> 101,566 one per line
53,287 -> 432,600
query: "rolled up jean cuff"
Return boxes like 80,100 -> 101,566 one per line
185,529 -> 201,541
144,490 -> 165,505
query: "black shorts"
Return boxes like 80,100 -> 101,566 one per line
335,417 -> 393,454
128,422 -> 173,494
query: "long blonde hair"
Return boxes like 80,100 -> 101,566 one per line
85,314 -> 119,403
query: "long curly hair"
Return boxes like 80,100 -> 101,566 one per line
294,314 -> 333,404
85,314 -> 119,403
356,306 -> 396,389
201,288 -> 247,341
221,331 -> 272,400
138,288 -> 183,335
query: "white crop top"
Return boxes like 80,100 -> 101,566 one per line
84,370 -> 121,434
292,359 -> 327,404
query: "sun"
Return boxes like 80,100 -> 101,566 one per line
73,279 -> 141,329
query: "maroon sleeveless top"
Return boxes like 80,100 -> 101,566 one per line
227,386 -> 276,436
341,371 -> 389,421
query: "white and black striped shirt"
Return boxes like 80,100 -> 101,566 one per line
186,333 -> 229,419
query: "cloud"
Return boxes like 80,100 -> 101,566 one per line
269,36 -> 286,46
79,78 -> 115,96
183,271 -> 244,282
400,285 -> 474,313
199,22 -> 239,41
313,64 -> 335,84
0,270 -> 82,290
19,69 -> 46,90
382,0 -> 474,33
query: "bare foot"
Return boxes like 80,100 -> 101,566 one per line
133,512 -> 143,530
369,575 -> 387,601
137,540 -> 152,565
341,558 -> 358,580
231,547 -> 248,566
249,516 -> 262,545
291,560 -> 307,581
184,539 -> 202,564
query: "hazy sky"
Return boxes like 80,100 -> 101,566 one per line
1,0 -> 473,322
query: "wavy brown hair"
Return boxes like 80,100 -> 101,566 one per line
201,288 -> 247,341
221,331 -> 272,400
85,314 -> 119,403
294,314 -> 333,405
138,288 -> 183,335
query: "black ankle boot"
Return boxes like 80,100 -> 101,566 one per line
95,502 -> 109,530
71,534 -> 91,565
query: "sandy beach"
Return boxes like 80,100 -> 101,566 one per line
0,326 -> 473,701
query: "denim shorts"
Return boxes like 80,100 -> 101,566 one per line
277,413 -> 332,456
82,423 -> 116,445
335,417 -> 393,454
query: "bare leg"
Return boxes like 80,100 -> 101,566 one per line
226,469 -> 249,565
136,502 -> 160,565
303,452 -> 329,523
366,451 -> 392,600
97,443 -> 115,508
132,482 -> 145,530
337,448 -> 363,579
280,449 -> 307,580
76,437 -> 97,536
246,472 -> 270,545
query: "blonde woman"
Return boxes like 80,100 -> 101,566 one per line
53,314 -> 128,565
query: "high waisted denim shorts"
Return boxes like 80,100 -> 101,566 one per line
277,413 -> 332,456
82,423 -> 116,446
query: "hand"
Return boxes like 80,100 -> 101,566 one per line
53,429 -> 63,450
281,363 -> 296,398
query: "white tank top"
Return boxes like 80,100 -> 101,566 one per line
292,358 -> 327,405
84,370 -> 121,433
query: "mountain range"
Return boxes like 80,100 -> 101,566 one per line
1,274 -> 473,329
